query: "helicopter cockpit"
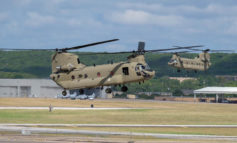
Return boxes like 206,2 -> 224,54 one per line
135,63 -> 151,71
135,63 -> 154,78
168,59 -> 177,65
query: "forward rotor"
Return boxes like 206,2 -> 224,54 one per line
0,39 -> 119,52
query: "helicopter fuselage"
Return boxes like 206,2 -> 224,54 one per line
168,53 -> 211,71
50,53 -> 155,90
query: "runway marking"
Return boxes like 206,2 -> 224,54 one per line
1,124 -> 237,128
0,107 -> 150,110
0,125 -> 237,141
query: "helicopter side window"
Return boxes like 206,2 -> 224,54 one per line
122,67 -> 129,75
97,72 -> 101,77
84,74 -> 88,78
77,58 -> 80,64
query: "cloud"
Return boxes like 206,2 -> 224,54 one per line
12,0 -> 32,6
108,9 -> 185,26
1,0 -> 237,51
25,12 -> 55,27
67,19 -> 81,26
118,2 -> 237,17
0,13 -> 8,22
113,2 -> 237,36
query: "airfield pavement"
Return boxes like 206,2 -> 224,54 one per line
1,125 -> 237,141
2,134 -> 231,143
1,98 -> 237,142
0,107 -> 150,110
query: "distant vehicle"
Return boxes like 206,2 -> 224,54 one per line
77,95 -> 88,100
57,88 -> 98,100
88,93 -> 95,100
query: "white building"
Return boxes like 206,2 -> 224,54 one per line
194,87 -> 237,102
0,79 -> 108,98
0,79 -> 62,98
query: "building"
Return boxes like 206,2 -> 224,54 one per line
136,92 -> 172,96
194,87 -> 237,103
169,77 -> 197,83
216,75 -> 237,81
0,79 -> 62,98
127,94 -> 137,99
0,79 -> 108,98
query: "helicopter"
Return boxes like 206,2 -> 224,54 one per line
0,39 -> 200,96
168,48 -> 232,73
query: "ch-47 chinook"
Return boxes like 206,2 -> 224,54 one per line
168,47 -> 232,73
0,39 -> 199,96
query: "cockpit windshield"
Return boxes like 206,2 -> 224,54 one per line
135,63 -> 152,71
169,59 -> 177,63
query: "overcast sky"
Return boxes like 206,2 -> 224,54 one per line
0,0 -> 237,52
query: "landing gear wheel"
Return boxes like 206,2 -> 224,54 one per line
105,88 -> 112,93
62,90 -> 67,96
121,86 -> 128,92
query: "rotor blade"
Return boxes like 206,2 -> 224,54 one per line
61,39 -> 119,51
159,50 -> 191,54
187,48 -> 203,51
209,50 -> 235,53
77,45 -> 203,55
144,45 -> 203,53
77,51 -> 134,55
173,45 -> 204,48
0,48 -> 54,51
189,48 -> 234,53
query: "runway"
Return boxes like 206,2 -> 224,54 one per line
1,123 -> 237,128
0,107 -> 150,110
0,125 -> 237,141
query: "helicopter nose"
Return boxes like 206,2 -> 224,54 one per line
168,62 -> 174,65
142,70 -> 155,79
150,70 -> 155,78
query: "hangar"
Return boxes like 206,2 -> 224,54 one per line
0,79 -> 107,98
194,87 -> 237,103
0,79 -> 62,98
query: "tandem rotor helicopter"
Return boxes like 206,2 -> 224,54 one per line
0,39 -> 206,96
168,48 -> 232,73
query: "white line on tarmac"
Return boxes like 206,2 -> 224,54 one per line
0,107 -> 149,110
0,126 -> 237,141
1,124 -> 237,128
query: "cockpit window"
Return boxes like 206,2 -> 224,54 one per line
122,67 -> 129,75
77,58 -> 80,64
135,63 -> 151,71
169,59 -> 177,63
145,64 -> 150,70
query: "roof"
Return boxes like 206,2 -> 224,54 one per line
0,79 -> 59,87
194,87 -> 237,94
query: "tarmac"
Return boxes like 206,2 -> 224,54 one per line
1,106 -> 237,142
1,123 -> 237,128
0,107 -> 150,110
0,124 -> 237,141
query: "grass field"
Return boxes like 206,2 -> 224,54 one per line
0,98 -> 237,136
